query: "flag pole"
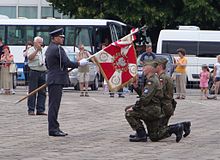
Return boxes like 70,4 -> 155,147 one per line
15,68 -> 74,104
15,84 -> 47,104
87,25 -> 146,60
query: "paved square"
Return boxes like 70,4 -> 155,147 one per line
0,87 -> 220,160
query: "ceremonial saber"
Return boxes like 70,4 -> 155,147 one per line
15,68 -> 74,104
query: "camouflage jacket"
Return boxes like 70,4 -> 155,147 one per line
159,72 -> 176,116
133,74 -> 163,110
159,72 -> 173,103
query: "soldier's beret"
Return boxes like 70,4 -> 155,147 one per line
49,28 -> 65,37
155,57 -> 168,65
143,60 -> 158,68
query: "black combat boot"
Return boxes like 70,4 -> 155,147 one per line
129,128 -> 147,142
182,121 -> 191,137
129,133 -> 137,138
168,123 -> 184,143
129,132 -> 149,138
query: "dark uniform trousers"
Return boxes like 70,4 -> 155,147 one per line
48,84 -> 63,132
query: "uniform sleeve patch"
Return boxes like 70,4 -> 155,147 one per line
147,81 -> 152,85
144,88 -> 149,94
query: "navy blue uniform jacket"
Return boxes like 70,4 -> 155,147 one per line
45,42 -> 79,85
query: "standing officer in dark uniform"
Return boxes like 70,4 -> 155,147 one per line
45,28 -> 89,137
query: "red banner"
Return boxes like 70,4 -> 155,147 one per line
93,36 -> 137,91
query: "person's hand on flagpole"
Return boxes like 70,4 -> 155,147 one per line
79,58 -> 89,66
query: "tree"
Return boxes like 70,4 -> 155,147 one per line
47,0 -> 220,47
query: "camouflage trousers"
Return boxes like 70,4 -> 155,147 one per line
125,105 -> 171,141
145,116 -> 171,142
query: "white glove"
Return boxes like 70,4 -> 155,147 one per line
79,58 -> 89,66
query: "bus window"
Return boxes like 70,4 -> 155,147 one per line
74,27 -> 92,52
7,26 -> 34,45
65,26 -> 75,46
198,42 -> 220,57
162,41 -> 198,55
36,25 -> 61,45
112,23 -> 124,38
93,27 -> 111,52
0,26 -> 5,43
109,24 -> 118,42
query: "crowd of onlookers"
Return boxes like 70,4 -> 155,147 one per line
1,35 -> 220,100
135,42 -> 220,100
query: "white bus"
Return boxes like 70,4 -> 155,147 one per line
156,26 -> 220,84
0,18 -> 129,80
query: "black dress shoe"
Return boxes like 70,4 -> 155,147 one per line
58,130 -> 68,136
49,131 -> 67,137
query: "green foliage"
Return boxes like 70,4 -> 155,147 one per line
47,0 -> 220,46
47,0 -> 220,29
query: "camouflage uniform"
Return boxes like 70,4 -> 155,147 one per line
159,72 -> 176,123
126,58 -> 187,143
125,60 -> 163,142
146,57 -> 188,142
145,71 -> 176,142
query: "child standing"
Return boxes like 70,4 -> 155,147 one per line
199,64 -> 210,99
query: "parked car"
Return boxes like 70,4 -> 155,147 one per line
137,53 -> 175,88
67,52 -> 100,90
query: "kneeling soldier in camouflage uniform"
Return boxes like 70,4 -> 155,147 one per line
125,60 -> 190,142
125,60 -> 163,142
152,57 -> 191,142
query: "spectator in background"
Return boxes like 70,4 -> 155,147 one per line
27,36 -> 47,115
213,55 -> 220,99
109,88 -> 125,98
135,42 -> 145,57
174,48 -> 187,99
0,45 -> 14,94
23,41 -> 33,86
139,43 -> 156,64
76,44 -> 91,97
199,64 -> 210,100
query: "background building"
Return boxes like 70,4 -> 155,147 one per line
0,0 -> 70,19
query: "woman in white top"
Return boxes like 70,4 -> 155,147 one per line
213,55 -> 220,98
